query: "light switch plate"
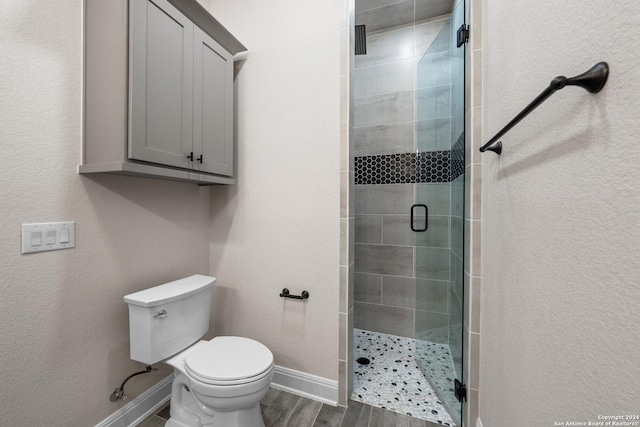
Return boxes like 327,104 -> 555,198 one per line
21,222 -> 75,254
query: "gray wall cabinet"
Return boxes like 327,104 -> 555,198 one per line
81,0 -> 245,185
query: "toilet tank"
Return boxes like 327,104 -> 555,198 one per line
124,275 -> 215,364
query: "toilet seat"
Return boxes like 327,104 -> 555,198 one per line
185,336 -> 274,386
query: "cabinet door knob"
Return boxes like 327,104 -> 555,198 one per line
197,155 -> 203,164
187,152 -> 194,161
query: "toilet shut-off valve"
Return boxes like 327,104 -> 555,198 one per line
110,365 -> 158,402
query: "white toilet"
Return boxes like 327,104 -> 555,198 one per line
124,275 -> 274,427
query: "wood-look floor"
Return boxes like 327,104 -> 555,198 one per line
139,388 -> 443,427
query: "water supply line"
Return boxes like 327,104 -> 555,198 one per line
110,365 -> 157,402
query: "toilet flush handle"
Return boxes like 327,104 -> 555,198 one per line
153,310 -> 167,319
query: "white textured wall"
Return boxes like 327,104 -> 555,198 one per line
0,2 -> 211,425
481,0 -> 640,425
208,0 -> 342,380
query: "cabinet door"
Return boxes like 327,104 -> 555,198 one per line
129,0 -> 194,169
193,26 -> 234,176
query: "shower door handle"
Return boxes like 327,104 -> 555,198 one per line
410,204 -> 428,232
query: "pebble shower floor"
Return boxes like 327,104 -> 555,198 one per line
351,329 -> 456,426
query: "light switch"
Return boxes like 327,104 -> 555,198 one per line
22,222 -> 75,254
31,231 -> 42,246
45,230 -> 56,245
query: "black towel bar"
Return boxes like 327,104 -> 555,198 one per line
479,62 -> 609,155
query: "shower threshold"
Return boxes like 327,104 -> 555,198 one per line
352,329 -> 456,426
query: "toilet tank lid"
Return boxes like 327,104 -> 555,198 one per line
124,275 -> 216,308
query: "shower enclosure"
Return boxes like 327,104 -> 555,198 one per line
353,0 -> 465,424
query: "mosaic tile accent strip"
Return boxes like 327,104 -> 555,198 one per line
352,329 -> 457,426
354,142 -> 465,185
355,153 -> 419,185
355,151 -> 451,185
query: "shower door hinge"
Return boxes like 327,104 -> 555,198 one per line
456,24 -> 469,48
454,379 -> 467,402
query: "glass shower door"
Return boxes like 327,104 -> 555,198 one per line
414,1 -> 465,424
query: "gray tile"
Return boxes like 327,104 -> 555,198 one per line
463,272 -> 470,330
369,406 -> 397,427
349,264 -> 355,311
137,415 -> 166,427
471,163 -> 481,220
416,85 -> 451,122
416,279 -> 448,313
354,272 -> 382,303
397,412 -> 427,426
469,275 -> 481,334
468,332 -> 480,390
355,244 -> 414,276
341,400 -> 372,427
341,171 -> 353,218
463,324 -> 469,391
415,309 -> 449,343
415,247 -> 450,280
471,47 -> 483,110
340,123 -> 351,171
451,215 -> 463,259
415,18 -> 449,57
354,90 -> 415,128
348,311 -> 354,377
415,183 -> 450,215
355,26 -> 414,68
450,251 -> 463,302
340,266 -> 348,313
355,302 -> 414,337
156,403 -> 171,420
356,0 -> 414,33
354,122 -> 414,157
415,0 -> 453,22
356,0 -> 406,14
466,388 -> 479,427
355,184 -> 414,215
382,275 -> 415,308
464,219 -> 470,275
355,215 -> 382,244
340,312 -> 347,360
451,173 -> 464,219
416,118 -> 451,152
262,387 -> 282,408
417,51 -> 451,89
312,404 -> 345,427
339,360 -> 347,406
340,218 -> 355,266
471,219 -> 481,276
263,390 -> 300,427
355,58 -> 415,99
382,214 -> 449,247
284,397 -> 322,427
449,285 -> 463,377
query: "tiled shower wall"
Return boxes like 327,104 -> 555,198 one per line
353,1 -> 454,340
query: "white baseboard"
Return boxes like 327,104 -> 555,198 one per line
96,365 -> 338,426
95,374 -> 173,427
271,365 -> 339,406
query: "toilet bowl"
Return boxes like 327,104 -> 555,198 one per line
124,275 -> 274,427
164,337 -> 274,427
